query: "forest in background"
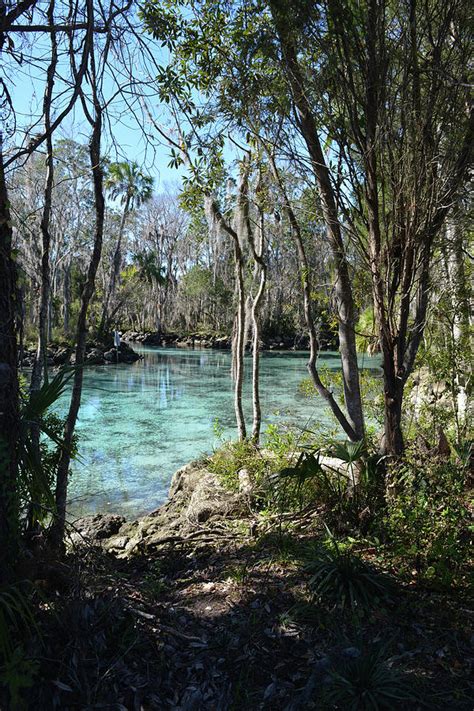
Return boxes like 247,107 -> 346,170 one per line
11,143 -> 336,342
0,0 -> 472,708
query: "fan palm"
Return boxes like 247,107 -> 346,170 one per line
100,161 -> 154,334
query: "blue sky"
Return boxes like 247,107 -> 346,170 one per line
3,20 -> 186,193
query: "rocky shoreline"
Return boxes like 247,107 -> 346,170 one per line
71,460 -> 248,557
70,454 -> 356,558
20,340 -> 142,368
122,329 -> 319,351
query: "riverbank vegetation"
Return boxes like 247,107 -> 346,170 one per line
0,0 -> 472,708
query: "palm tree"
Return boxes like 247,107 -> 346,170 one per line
99,161 -> 154,335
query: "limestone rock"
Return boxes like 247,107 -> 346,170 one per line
71,513 -> 125,544
71,460 -> 248,557
86,347 -> 105,365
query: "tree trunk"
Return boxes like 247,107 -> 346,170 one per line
232,243 -> 247,440
205,193 -> 247,440
382,382 -> 404,456
0,138 -> 20,582
265,149 -> 359,440
99,197 -> 130,336
63,262 -> 71,336
49,47 -> 104,550
250,203 -> 266,443
30,6 -> 57,393
269,3 -> 365,441
445,219 -> 471,437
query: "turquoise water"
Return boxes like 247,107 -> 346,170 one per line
57,347 -> 379,518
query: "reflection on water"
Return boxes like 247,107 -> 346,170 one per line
54,347 -> 379,518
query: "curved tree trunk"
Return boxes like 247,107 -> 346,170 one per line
269,4 -> 365,441
250,242 -> 266,442
266,150 -> 359,441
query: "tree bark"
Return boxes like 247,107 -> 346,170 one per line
30,0 -> 57,393
247,170 -> 267,443
99,196 -> 130,336
49,24 -> 104,549
0,136 -> 20,581
269,2 -> 365,441
266,149 -> 359,440
205,193 -> 247,440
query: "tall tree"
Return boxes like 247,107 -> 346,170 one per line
143,0 -> 473,454
318,0 -> 473,453
99,161 -> 154,335
30,0 -> 58,394
0,135 -> 20,582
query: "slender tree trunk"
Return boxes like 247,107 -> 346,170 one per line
50,45 -> 104,550
250,213 -> 266,442
232,243 -> 247,440
269,4 -> 365,440
266,150 -> 359,440
63,262 -> 71,336
445,219 -> 471,437
205,193 -> 247,440
0,137 -> 20,582
99,198 -> 130,336
239,162 -> 267,443
30,2 -> 57,393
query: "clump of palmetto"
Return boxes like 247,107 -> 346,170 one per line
323,642 -> 417,710
305,530 -> 394,611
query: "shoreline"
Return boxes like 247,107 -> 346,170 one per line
122,328 -> 338,351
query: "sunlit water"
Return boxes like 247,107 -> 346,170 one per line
54,346 -> 380,518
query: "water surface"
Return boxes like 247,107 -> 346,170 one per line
56,347 -> 379,518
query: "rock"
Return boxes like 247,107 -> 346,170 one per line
238,468 -> 253,496
410,367 -> 450,412
53,346 -> 72,365
186,471 -> 240,523
103,535 -> 128,550
71,513 -> 125,544
86,347 -> 105,365
119,342 -> 141,363
71,460 -> 250,557
103,349 -> 117,362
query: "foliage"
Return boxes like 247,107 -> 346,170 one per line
355,307 -> 377,354
0,646 -> 39,711
322,642 -> 417,710
133,250 -> 167,286
18,370 -> 78,528
104,161 -> 154,209
207,439 -> 270,492
305,533 -> 394,611
271,438 -> 383,529
382,448 -> 472,586
0,584 -> 39,709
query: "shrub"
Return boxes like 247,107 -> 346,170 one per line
383,447 -> 471,585
305,535 -> 394,611
207,439 -> 270,492
271,440 -> 384,530
323,642 -> 416,710
0,584 -> 39,709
